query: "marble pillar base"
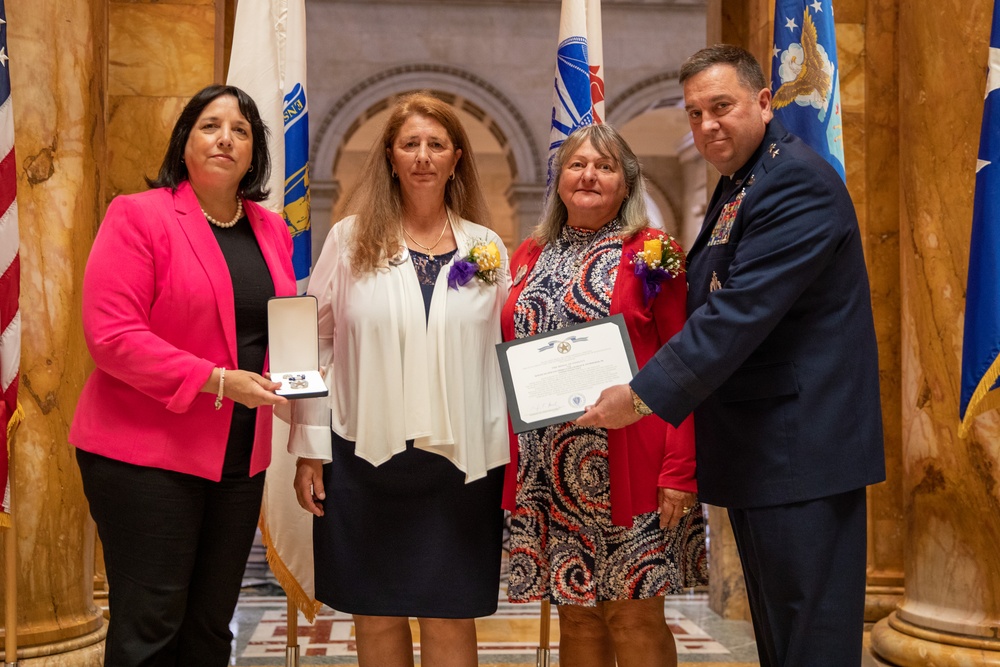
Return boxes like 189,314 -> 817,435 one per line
866,585 -> 904,624
0,623 -> 105,666
870,612 -> 1000,666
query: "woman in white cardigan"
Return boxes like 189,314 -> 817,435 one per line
290,92 -> 509,667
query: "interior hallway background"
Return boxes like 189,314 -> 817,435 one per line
2,0 -> 999,664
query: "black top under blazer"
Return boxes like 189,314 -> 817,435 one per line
632,118 -> 886,509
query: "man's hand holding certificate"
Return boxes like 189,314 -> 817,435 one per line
496,314 -> 638,432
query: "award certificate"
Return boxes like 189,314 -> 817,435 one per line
496,314 -> 638,433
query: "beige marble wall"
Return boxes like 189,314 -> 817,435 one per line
107,0 -> 222,199
859,0 -> 905,623
871,0 -> 1000,662
0,0 -> 107,662
0,0 -> 223,661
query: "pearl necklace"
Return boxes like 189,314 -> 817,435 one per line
202,199 -> 244,228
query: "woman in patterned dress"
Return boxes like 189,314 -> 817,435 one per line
500,123 -> 698,667
289,92 -> 509,667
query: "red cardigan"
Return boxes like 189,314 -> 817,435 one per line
500,228 -> 697,526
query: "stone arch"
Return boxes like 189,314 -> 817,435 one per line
605,70 -> 684,126
605,71 -> 692,239
311,64 -> 544,188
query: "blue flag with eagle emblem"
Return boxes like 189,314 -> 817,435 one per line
548,0 -> 605,190
959,1 -> 1000,437
770,0 -> 845,181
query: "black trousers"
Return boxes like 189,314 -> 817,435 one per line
76,449 -> 264,667
728,487 -> 867,667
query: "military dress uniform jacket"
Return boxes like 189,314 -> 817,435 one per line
631,119 -> 886,509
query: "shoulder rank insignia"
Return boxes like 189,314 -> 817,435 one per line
768,143 -> 780,159
708,187 -> 745,246
709,271 -> 722,292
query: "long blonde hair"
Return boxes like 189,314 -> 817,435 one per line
534,123 -> 650,244
341,92 -> 491,274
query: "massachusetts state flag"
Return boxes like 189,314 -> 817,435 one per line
0,0 -> 23,528
228,0 -> 322,623
548,0 -> 605,187
770,0 -> 845,180
228,0 -> 311,293
959,2 -> 1000,438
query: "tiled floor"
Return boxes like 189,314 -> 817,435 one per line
233,522 -> 761,666
232,526 -> 876,667
231,586 -> 761,666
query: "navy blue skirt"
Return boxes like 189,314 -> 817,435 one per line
313,432 -> 505,618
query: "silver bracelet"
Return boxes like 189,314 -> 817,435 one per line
214,368 -> 225,410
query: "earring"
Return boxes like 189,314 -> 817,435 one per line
449,172 -> 455,181
248,164 -> 254,172
392,169 -> 397,178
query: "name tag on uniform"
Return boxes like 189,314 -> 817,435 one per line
708,188 -> 745,246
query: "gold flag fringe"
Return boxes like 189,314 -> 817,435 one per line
0,402 -> 25,530
257,506 -> 322,623
959,355 -> 1000,439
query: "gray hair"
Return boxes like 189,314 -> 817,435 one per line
533,123 -> 650,244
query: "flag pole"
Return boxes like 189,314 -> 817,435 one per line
535,599 -> 550,667
285,597 -> 299,667
4,437 -> 16,667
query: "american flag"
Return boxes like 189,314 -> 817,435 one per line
0,0 -> 23,527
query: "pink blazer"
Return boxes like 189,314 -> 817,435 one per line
69,182 -> 296,479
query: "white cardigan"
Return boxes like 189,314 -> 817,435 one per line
287,214 -> 511,481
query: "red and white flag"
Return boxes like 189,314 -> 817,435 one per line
547,0 -> 605,188
0,0 -> 23,528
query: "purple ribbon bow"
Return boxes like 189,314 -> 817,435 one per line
448,259 -> 478,289
633,259 -> 672,304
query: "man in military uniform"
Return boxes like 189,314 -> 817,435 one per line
578,44 -> 885,666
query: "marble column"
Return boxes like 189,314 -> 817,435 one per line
505,182 -> 546,243
676,135 -> 707,253
0,0 -> 108,663
856,0 -> 905,624
107,0 -> 221,200
870,0 -> 1000,663
309,178 -> 340,267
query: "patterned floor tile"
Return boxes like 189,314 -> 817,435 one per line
232,592 -> 759,665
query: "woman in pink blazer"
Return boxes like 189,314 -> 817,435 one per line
69,85 -> 296,667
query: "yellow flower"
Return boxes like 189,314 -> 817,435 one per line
473,241 -> 502,271
643,238 -> 663,262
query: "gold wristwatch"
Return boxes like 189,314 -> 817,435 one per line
630,387 -> 653,416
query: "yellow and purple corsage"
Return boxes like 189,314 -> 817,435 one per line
448,240 -> 503,289
630,236 -> 685,304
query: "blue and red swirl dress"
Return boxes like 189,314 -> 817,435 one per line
507,220 -> 685,605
